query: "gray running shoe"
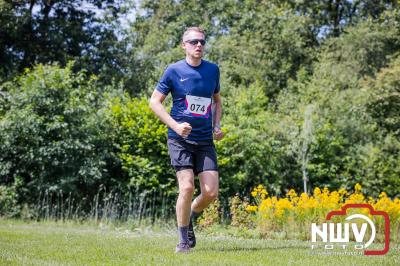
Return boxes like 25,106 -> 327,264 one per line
175,242 -> 190,253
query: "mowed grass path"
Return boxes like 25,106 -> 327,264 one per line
0,219 -> 399,266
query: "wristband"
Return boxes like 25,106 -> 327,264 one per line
214,125 -> 221,131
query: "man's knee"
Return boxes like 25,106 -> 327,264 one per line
179,183 -> 195,197
203,189 -> 218,201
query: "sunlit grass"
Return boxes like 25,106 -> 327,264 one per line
0,219 -> 399,266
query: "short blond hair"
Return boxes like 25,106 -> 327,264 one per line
182,27 -> 205,42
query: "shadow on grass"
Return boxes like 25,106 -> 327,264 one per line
196,244 -> 310,252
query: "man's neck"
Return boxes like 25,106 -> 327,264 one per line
185,56 -> 202,67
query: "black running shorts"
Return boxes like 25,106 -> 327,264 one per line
167,138 -> 218,175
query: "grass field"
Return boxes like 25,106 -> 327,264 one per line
0,219 -> 399,266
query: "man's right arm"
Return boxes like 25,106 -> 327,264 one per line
149,90 -> 192,138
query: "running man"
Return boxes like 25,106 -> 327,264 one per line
149,27 -> 223,253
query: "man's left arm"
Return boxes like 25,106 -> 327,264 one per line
212,92 -> 223,141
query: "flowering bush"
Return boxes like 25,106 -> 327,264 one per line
197,199 -> 221,228
245,184 -> 400,241
230,195 -> 253,228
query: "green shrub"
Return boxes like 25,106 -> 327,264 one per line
0,177 -> 22,216
106,94 -> 176,196
0,63 -> 116,204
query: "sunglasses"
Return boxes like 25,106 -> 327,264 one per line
185,39 -> 206,46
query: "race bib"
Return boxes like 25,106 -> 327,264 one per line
185,95 -> 211,116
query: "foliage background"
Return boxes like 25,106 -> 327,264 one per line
0,0 -> 399,219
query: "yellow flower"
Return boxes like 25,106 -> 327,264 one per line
379,192 -> 388,198
250,185 -> 269,200
261,193 -> 267,200
259,198 -> 273,212
338,188 -> 348,202
338,188 -> 348,195
313,187 -> 321,197
246,205 -> 258,212
245,182 -> 398,232
367,196 -> 375,205
286,189 -> 297,198
355,183 -> 362,192
345,192 -> 365,204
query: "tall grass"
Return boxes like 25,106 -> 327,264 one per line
32,187 -> 176,226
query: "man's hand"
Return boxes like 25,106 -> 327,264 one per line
173,122 -> 192,138
213,127 -> 224,141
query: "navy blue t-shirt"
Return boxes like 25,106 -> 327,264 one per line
156,59 -> 220,141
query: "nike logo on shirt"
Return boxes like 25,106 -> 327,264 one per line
180,77 -> 189,82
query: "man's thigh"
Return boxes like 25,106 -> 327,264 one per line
176,169 -> 195,190
198,170 -> 219,193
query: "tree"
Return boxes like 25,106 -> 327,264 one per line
208,2 -> 317,100
274,14 -> 400,195
271,0 -> 399,37
127,1 -> 317,100
0,0 -> 127,85
367,56 -> 400,137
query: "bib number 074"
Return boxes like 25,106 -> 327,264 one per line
190,104 -> 206,113
186,95 -> 211,116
